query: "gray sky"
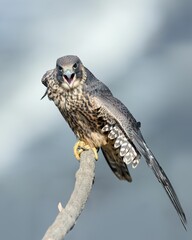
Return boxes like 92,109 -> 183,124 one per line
0,0 -> 192,239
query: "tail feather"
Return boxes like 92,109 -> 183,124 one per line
132,130 -> 187,230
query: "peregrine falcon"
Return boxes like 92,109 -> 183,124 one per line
41,55 -> 187,229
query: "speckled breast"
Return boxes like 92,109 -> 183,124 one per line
58,87 -> 108,148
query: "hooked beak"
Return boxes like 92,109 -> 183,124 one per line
63,69 -> 75,84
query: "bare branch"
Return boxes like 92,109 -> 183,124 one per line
42,150 -> 96,240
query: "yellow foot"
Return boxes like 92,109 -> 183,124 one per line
73,140 -> 98,160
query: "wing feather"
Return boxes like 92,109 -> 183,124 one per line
92,89 -> 187,229
101,143 -> 132,182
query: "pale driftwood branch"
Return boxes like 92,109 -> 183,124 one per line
42,150 -> 96,240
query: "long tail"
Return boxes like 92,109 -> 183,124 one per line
132,130 -> 187,230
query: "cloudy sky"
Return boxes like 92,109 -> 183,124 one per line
0,0 -> 192,239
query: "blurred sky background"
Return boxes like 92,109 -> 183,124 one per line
0,0 -> 192,239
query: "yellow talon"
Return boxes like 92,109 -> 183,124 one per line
73,140 -> 84,160
73,140 -> 98,160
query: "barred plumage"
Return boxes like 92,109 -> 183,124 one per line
42,55 -> 187,229
101,123 -> 140,168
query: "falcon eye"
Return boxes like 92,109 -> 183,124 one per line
57,65 -> 63,72
73,63 -> 78,69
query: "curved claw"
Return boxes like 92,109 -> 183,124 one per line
73,140 -> 98,160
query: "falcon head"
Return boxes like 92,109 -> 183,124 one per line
56,55 -> 86,90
